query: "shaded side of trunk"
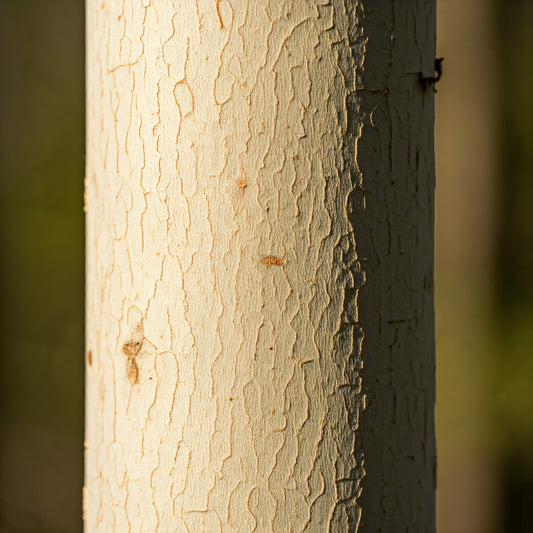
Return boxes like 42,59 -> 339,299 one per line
353,3 -> 436,530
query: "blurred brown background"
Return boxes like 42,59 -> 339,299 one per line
0,0 -> 532,531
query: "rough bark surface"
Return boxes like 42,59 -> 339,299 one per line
85,1 -> 435,531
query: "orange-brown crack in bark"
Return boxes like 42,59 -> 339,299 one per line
216,0 -> 224,29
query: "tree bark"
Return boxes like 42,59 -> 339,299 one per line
85,1 -> 435,531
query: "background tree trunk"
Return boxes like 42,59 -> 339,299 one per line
435,1 -> 501,531
85,1 -> 435,531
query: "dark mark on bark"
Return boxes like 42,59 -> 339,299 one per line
260,255 -> 284,266
123,338 -> 143,385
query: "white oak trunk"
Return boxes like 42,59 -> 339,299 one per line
85,1 -> 435,531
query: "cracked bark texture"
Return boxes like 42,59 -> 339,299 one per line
85,1 -> 435,531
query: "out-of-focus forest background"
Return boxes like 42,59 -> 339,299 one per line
0,0 -> 531,531
0,0 -> 84,531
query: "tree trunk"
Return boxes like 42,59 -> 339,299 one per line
85,1 -> 435,531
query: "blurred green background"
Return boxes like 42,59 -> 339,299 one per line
0,0 -> 532,532
0,1 -> 84,531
